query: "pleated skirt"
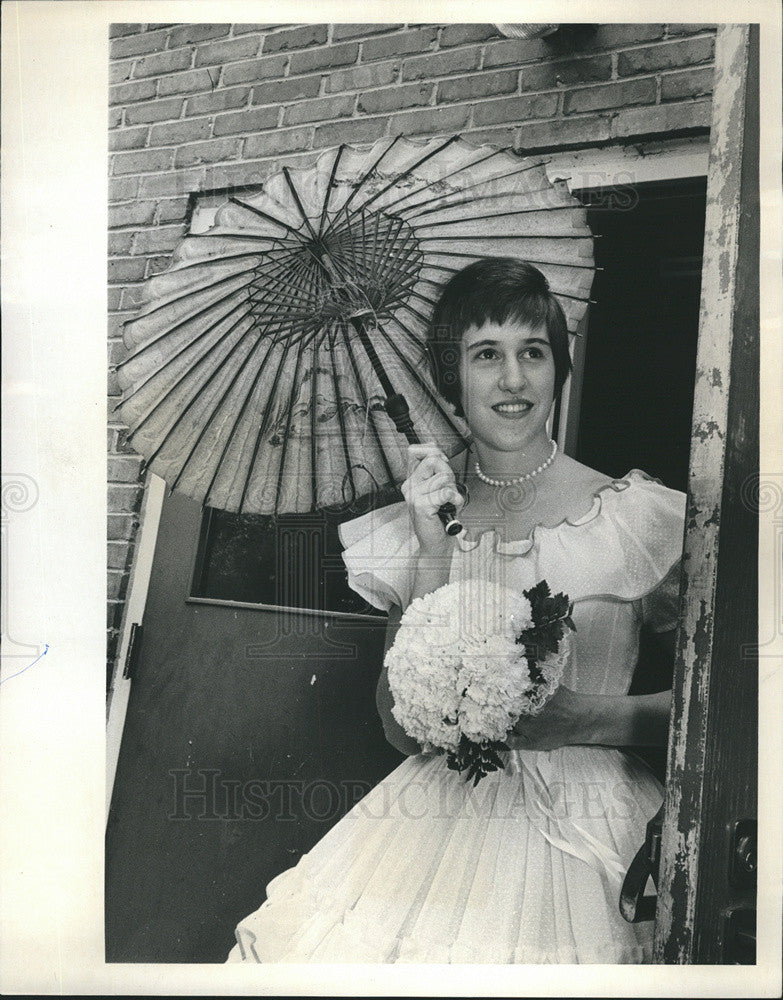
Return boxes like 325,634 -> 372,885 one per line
227,746 -> 663,964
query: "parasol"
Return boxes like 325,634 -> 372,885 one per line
114,134 -> 595,525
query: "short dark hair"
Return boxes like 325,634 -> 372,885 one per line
427,257 -> 572,414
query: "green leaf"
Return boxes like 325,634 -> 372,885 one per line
485,749 -> 503,769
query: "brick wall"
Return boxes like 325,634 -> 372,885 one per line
107,21 -> 717,679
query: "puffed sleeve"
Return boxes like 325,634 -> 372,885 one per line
595,470 -> 684,631
535,469 -> 686,606
338,502 -> 420,613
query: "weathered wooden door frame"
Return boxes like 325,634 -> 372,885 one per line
654,23 -> 760,963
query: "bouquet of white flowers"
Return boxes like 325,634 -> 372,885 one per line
386,579 -> 575,784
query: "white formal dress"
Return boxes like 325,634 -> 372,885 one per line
227,470 -> 685,964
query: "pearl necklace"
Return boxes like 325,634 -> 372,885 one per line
475,440 -> 558,487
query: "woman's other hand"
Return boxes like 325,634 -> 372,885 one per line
401,443 -> 465,553
506,686 -> 673,750
506,686 -> 595,751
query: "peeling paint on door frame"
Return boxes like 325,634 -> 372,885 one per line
654,23 -> 753,964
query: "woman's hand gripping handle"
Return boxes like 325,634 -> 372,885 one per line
402,444 -> 466,552
400,444 -> 465,603
408,442 -> 465,537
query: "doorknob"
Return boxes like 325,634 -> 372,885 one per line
730,818 -> 757,888
619,803 -> 664,923
723,819 -> 757,963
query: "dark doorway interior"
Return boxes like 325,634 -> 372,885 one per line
576,177 -> 706,493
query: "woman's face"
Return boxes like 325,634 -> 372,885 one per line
458,319 -> 556,455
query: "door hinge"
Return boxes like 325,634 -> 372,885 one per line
123,622 -> 143,680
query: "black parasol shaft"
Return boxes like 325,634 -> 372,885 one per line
349,316 -> 463,536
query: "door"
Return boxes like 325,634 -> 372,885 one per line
105,491 -> 403,962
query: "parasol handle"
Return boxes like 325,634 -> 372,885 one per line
348,316 -> 463,536
384,393 -> 465,537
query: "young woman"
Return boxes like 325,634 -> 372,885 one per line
227,258 -> 685,964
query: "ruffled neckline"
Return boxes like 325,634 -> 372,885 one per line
453,469 -> 660,555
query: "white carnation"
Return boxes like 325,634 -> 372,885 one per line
386,578 -> 565,755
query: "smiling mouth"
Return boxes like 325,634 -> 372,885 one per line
492,401 -> 533,416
